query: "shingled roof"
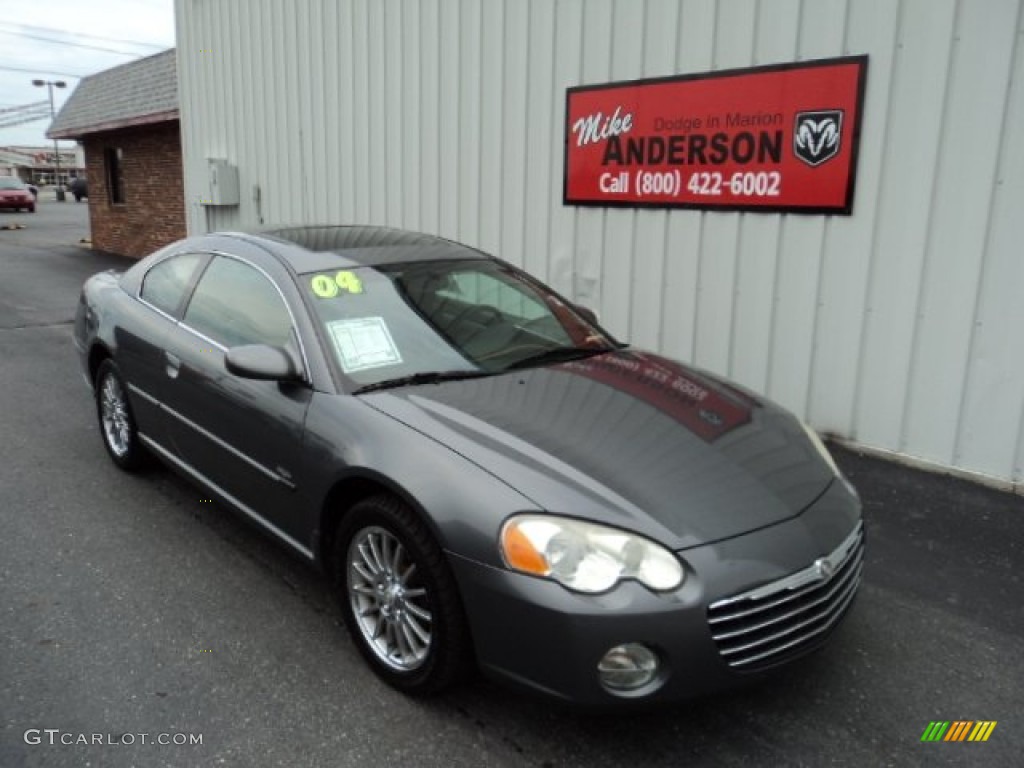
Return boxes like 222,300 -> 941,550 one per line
47,49 -> 178,139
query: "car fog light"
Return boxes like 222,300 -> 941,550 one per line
597,643 -> 659,691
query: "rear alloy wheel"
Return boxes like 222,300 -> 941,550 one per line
334,495 -> 470,695
95,359 -> 146,471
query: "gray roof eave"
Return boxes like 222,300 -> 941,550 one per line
47,109 -> 180,139
47,49 -> 178,141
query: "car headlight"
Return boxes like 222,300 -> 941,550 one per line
801,421 -> 841,476
500,514 -> 684,594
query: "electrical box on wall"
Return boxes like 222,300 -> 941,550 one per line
204,158 -> 239,206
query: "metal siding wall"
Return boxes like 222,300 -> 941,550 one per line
547,0 -> 584,298
773,1 -> 847,417
808,0 -> 900,437
902,0 -> 1019,466
958,0 -> 1024,483
523,0 -> 556,282
175,0 -> 1024,487
854,0 -> 956,453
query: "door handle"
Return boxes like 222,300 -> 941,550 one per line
165,352 -> 181,379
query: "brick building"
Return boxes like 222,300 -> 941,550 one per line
48,49 -> 185,259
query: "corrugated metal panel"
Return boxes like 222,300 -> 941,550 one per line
808,0 -> 900,438
175,0 -> 1024,487
856,0 -> 957,455
957,0 -> 1024,483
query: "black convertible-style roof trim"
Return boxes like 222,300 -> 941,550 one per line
240,225 -> 488,272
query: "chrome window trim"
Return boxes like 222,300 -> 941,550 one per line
126,382 -> 295,490
177,323 -> 228,353
138,433 -> 314,560
184,250 -> 313,381
135,248 -> 313,382
136,250 -> 204,321
137,295 -> 180,324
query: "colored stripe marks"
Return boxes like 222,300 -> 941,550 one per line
921,721 -> 997,742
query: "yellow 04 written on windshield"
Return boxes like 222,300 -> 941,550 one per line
311,270 -> 364,298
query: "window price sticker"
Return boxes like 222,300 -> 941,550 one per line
326,316 -> 402,373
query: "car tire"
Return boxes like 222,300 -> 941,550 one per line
28,206 -> 35,213
94,359 -> 147,471
333,494 -> 470,695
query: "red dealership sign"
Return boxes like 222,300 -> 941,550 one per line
564,56 -> 867,214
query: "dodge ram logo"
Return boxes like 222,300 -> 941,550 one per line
793,110 -> 844,167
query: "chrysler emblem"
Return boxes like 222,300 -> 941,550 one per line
814,557 -> 834,581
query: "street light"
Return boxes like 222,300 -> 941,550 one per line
32,78 -> 67,201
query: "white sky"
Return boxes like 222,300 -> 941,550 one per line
0,0 -> 175,147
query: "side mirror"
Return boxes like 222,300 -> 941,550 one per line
225,344 -> 302,382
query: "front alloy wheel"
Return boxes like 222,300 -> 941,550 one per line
334,495 -> 470,694
348,526 -> 433,671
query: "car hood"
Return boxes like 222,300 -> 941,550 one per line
361,349 -> 835,549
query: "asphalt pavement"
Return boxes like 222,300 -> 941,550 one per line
1,200 -> 1021,767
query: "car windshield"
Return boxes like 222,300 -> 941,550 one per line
301,259 -> 617,390
0,177 -> 27,189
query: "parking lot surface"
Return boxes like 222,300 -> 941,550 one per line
1,201 -> 1021,767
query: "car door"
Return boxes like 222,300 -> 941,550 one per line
121,251 -> 209,448
159,253 -> 314,549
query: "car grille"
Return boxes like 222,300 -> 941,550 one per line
707,522 -> 864,671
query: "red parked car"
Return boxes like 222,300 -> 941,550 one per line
0,176 -> 36,213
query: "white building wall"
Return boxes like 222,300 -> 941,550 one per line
175,0 -> 1024,489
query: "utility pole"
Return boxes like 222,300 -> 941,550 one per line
32,79 -> 66,201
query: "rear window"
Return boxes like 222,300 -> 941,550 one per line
140,253 -> 204,317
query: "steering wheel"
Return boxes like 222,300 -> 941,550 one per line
448,304 -> 504,330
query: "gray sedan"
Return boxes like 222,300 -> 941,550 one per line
73,225 -> 863,706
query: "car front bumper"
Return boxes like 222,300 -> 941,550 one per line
449,479 -> 862,706
0,198 -> 34,209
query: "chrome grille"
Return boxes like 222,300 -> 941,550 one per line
708,522 -> 864,671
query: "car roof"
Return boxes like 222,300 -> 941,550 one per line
232,225 -> 490,273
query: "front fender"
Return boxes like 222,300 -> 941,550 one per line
301,393 -> 537,568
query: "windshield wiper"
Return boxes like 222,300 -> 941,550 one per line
353,370 -> 492,395
503,345 -> 614,371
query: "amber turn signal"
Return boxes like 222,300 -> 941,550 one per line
501,523 -> 550,576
